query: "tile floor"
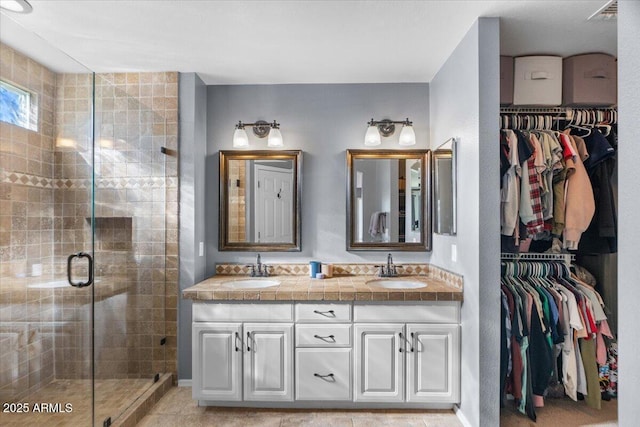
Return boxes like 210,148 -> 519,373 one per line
500,396 -> 618,426
138,387 -> 463,427
0,378 -> 154,427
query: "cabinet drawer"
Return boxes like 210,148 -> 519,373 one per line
354,303 -> 459,323
295,303 -> 351,322
193,303 -> 293,322
296,324 -> 352,347
296,348 -> 352,400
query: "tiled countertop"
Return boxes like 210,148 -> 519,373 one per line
182,275 -> 463,302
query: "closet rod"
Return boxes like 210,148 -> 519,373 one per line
500,107 -> 617,115
500,252 -> 575,264
500,107 -> 567,114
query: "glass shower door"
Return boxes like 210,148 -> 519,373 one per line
91,73 -> 169,426
2,17 -> 173,427
0,32 -> 96,427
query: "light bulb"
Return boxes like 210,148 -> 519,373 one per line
267,127 -> 283,147
398,125 -> 416,146
0,0 -> 32,13
232,128 -> 249,148
364,125 -> 381,146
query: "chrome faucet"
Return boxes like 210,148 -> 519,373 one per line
246,253 -> 269,277
376,253 -> 398,277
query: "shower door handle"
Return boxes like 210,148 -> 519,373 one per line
67,252 -> 94,288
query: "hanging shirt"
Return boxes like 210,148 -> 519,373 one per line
562,134 -> 595,250
501,130 -> 521,236
521,134 -> 546,237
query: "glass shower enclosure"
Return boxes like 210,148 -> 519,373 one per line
0,17 -> 175,427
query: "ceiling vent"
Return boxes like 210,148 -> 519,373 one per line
588,0 -> 617,21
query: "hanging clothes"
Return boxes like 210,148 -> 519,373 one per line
498,114 -> 616,253
499,259 -> 615,421
578,128 -> 618,253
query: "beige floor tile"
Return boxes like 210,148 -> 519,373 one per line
280,413 -> 354,427
352,417 -> 425,427
422,416 -> 463,427
140,387 -> 463,427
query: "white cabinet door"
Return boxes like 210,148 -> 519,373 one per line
192,322 -> 242,401
354,324 -> 404,402
406,324 -> 460,403
243,323 -> 294,401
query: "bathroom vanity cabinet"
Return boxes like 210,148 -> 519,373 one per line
353,304 -> 460,403
192,301 -> 460,408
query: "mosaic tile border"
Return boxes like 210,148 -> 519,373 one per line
427,265 -> 464,290
215,263 -> 463,289
0,170 -> 177,189
215,263 -> 431,277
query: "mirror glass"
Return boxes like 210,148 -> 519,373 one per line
219,150 -> 302,251
433,138 -> 457,235
347,150 -> 431,251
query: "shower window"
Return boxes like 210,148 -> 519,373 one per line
0,79 -> 37,131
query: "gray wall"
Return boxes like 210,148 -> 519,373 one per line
429,18 -> 500,427
618,1 -> 640,424
205,83 -> 431,270
178,73 -> 207,380
178,83 -> 430,380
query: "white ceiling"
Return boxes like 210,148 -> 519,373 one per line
0,0 -> 617,85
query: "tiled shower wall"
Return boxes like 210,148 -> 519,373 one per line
54,72 -> 179,380
228,161 -> 246,242
0,44 -> 57,400
0,44 -> 56,277
0,43 -> 178,400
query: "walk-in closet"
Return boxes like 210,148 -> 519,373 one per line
498,19 -> 619,424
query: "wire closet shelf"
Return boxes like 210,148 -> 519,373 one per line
500,107 -> 617,130
500,252 -> 575,265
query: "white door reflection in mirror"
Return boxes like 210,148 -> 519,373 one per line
255,164 -> 293,243
220,150 -> 301,251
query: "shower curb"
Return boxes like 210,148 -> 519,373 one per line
112,373 -> 173,427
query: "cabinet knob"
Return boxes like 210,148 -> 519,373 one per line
399,332 -> 404,352
246,331 -> 251,351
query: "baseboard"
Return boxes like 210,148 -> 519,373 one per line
454,404 -> 472,427
178,379 -> 192,387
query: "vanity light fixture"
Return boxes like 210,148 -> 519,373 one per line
0,0 -> 32,13
364,118 -> 416,147
233,120 -> 284,148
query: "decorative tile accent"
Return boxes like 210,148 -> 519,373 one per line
0,170 -> 55,188
215,263 -> 431,277
215,263 -> 310,276
212,262 -> 463,293
0,171 -> 177,190
428,265 -> 464,290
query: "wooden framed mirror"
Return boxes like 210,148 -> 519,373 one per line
346,149 -> 432,251
219,150 -> 302,251
433,138 -> 457,235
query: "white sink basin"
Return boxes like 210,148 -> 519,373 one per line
367,279 -> 427,289
222,279 -> 281,289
